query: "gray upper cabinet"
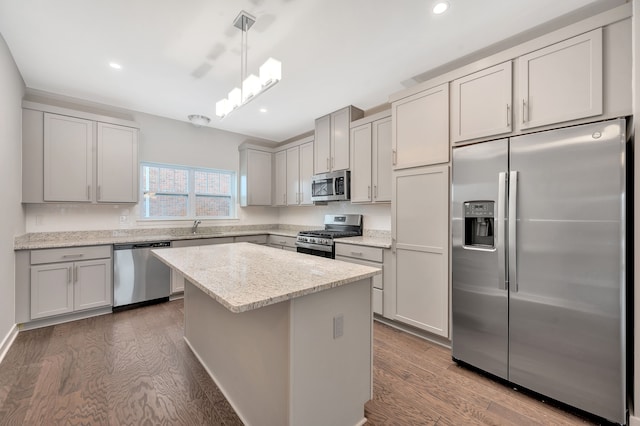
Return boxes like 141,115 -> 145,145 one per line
274,150 -> 287,206
23,106 -> 139,204
518,28 -> 603,130
314,105 -> 364,174
96,122 -> 139,203
239,147 -> 272,206
392,83 -> 449,170
44,113 -> 94,202
451,61 -> 513,143
350,113 -> 392,204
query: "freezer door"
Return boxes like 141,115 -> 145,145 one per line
508,119 -> 626,424
452,139 -> 509,379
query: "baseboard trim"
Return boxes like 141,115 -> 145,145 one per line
0,324 -> 18,364
18,307 -> 112,331
629,414 -> 640,426
374,315 -> 452,349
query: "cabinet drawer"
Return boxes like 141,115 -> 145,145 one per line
373,288 -> 383,315
235,234 -> 268,244
31,245 -> 111,265
335,243 -> 383,263
267,235 -> 297,248
335,255 -> 382,290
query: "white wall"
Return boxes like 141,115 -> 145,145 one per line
278,203 -> 391,231
22,93 -> 280,232
0,33 -> 26,341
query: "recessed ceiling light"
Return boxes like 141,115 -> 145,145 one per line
188,114 -> 211,127
109,62 -> 122,70
432,1 -> 449,14
259,108 -> 268,113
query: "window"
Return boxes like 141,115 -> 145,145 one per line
141,162 -> 236,219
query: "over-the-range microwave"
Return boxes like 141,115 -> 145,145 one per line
311,170 -> 350,202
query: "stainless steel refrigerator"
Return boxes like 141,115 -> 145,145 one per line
451,118 -> 628,424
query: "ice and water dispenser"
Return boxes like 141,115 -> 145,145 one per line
464,201 -> 495,248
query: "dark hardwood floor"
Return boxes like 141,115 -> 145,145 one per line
0,300 -> 596,425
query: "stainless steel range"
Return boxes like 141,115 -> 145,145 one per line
296,214 -> 363,258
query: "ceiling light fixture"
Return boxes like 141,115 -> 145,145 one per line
432,1 -> 450,14
109,62 -> 122,69
188,114 -> 211,127
215,11 -> 282,119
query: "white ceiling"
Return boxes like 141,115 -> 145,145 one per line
0,0 -> 621,142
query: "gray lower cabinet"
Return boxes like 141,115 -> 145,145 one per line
267,235 -> 297,252
30,246 -> 112,320
335,243 -> 389,316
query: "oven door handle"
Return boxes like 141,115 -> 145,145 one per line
295,241 -> 333,253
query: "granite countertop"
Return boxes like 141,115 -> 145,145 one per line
14,228 -> 302,250
152,243 -> 381,313
337,235 -> 392,249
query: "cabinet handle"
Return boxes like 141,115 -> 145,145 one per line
283,193 -> 286,204
68,266 -> 72,284
374,185 -> 378,199
279,240 -> 286,244
368,186 -> 371,199
87,185 -> 91,200
62,254 -> 83,259
506,104 -> 510,127
522,99 -> 527,123
74,266 -> 78,283
392,150 -> 397,165
392,238 -> 396,254
351,251 -> 364,256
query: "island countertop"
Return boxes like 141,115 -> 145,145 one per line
152,242 -> 381,313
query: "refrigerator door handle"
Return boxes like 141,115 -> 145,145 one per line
508,170 -> 518,292
497,172 -> 507,290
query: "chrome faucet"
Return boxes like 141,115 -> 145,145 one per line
191,219 -> 202,234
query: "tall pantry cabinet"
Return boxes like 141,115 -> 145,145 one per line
388,83 -> 451,338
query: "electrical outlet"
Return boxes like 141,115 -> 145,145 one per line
333,314 -> 344,339
119,215 -> 127,223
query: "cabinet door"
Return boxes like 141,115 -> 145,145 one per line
245,149 -> 272,206
518,28 -> 602,130
350,123 -> 373,203
74,259 -> 112,311
314,114 -> 331,174
97,123 -> 138,203
372,117 -> 392,203
286,146 -> 300,205
391,165 -> 449,337
299,142 -> 314,205
451,61 -> 512,142
274,150 -> 287,206
30,262 -> 74,319
331,107 -> 351,171
392,83 -> 449,170
44,113 -> 94,202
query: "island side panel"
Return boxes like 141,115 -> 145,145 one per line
289,278 -> 372,426
183,280 -> 291,426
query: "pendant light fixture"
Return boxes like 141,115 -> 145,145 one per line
215,11 -> 282,118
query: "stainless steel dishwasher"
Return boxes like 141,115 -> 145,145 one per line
113,241 -> 171,309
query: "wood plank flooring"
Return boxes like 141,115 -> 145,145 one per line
0,300 -> 598,425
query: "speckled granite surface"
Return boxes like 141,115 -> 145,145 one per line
338,233 -> 392,248
14,225 -> 306,250
14,225 -> 389,250
152,243 -> 381,313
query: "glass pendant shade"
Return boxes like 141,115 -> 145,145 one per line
242,74 -> 261,101
260,58 -> 282,86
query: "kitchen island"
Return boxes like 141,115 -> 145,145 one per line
152,242 -> 381,426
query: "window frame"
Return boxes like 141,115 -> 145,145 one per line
140,162 -> 237,220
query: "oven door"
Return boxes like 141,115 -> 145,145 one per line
296,241 -> 334,258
